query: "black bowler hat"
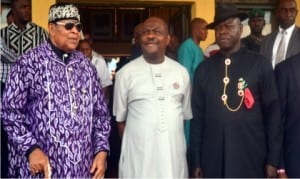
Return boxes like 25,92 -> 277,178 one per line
206,3 -> 248,29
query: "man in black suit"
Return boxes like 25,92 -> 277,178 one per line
190,3 -> 281,178
260,0 -> 300,68
275,53 -> 300,178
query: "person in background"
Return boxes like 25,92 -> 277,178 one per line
78,39 -> 112,99
1,0 -> 47,91
177,17 -> 207,173
178,17 -> 208,80
1,3 -> 111,177
113,16 -> 192,178
0,0 -> 48,56
242,8 -> 266,52
203,42 -> 220,58
275,52 -> 300,178
83,32 -> 101,58
191,3 -> 281,178
166,32 -> 179,60
130,22 -> 143,60
6,9 -> 14,25
260,0 -> 300,68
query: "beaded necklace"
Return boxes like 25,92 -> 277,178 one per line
221,58 -> 247,112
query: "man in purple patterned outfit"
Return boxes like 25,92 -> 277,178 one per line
1,3 -> 111,178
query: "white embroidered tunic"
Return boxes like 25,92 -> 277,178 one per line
113,56 -> 192,178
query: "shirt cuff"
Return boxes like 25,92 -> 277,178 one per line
25,144 -> 40,159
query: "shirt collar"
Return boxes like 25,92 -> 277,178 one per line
10,22 -> 33,31
279,24 -> 295,35
48,39 -> 71,63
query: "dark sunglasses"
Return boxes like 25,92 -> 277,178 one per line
55,21 -> 82,32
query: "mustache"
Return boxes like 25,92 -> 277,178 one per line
144,38 -> 158,44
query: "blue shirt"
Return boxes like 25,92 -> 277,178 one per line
178,38 -> 204,82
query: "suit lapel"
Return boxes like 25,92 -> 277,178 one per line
290,57 -> 300,90
286,27 -> 300,59
268,32 -> 277,61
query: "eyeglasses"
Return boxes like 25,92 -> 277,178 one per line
55,21 -> 82,32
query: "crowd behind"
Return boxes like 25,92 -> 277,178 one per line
1,0 -> 300,178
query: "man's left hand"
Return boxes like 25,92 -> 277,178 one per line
90,151 -> 107,179
265,164 -> 277,178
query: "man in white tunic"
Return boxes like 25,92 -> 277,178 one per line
113,17 -> 192,178
77,39 -> 112,98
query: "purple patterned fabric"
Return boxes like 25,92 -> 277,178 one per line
1,41 -> 111,177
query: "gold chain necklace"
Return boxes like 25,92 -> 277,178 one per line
221,58 -> 245,112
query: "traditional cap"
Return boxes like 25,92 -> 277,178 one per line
207,3 -> 248,29
48,3 -> 80,23
248,8 -> 265,18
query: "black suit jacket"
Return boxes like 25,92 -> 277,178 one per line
260,26 -> 300,62
275,53 -> 300,178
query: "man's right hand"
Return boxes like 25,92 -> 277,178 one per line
193,167 -> 203,178
28,148 -> 51,178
